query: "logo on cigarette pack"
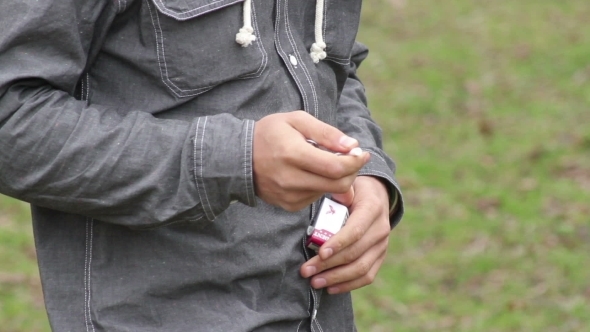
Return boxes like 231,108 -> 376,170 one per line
306,197 -> 349,252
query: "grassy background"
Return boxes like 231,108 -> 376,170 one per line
1,0 -> 589,331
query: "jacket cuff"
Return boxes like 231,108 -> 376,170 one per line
357,148 -> 404,229
193,115 -> 257,221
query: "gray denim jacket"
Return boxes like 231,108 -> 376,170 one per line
0,0 -> 403,331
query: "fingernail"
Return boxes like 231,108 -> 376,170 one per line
321,248 -> 333,260
327,287 -> 339,294
314,278 -> 327,288
339,136 -> 357,149
348,147 -> 362,157
303,266 -> 316,278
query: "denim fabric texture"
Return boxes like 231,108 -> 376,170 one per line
0,0 -> 404,331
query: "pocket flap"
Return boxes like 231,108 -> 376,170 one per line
151,0 -> 244,21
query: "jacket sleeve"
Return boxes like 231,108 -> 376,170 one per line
336,42 -> 404,228
0,0 -> 255,228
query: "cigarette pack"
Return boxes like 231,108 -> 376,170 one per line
306,197 -> 349,252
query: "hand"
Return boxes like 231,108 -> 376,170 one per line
253,111 -> 370,212
300,176 -> 391,294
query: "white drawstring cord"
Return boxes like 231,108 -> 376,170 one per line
238,0 -> 326,61
310,0 -> 326,63
236,0 -> 256,47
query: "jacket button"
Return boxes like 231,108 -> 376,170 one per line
289,55 -> 298,66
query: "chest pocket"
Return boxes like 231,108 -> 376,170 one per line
323,0 -> 362,65
145,0 -> 267,98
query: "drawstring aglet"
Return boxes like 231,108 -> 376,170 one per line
236,26 -> 256,47
236,0 -> 256,47
310,42 -> 327,63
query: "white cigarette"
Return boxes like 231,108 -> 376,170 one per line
348,147 -> 363,156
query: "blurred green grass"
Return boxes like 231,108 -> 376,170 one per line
0,196 -> 47,332
353,1 -> 590,331
1,1 -> 589,331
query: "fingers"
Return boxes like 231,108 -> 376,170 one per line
317,177 -> 388,260
303,237 -> 388,293
317,201 -> 374,261
275,169 -> 358,194
293,142 -> 370,180
330,186 -> 355,207
300,206 -> 389,277
257,169 -> 356,211
299,176 -> 392,292
253,111 -> 369,211
324,251 -> 387,294
287,111 -> 359,154
274,190 -> 324,212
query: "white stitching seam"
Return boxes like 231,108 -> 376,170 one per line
154,0 -> 243,20
199,117 -> 216,219
322,0 -> 329,43
243,120 -> 250,205
193,117 -> 212,220
88,221 -> 96,332
315,317 -> 324,332
310,288 -> 323,332
274,0 -> 310,113
147,0 -> 266,98
248,120 -> 255,205
299,236 -> 312,332
241,0 -> 268,80
367,149 -> 388,164
276,0 -> 312,112
83,220 -> 89,332
325,54 -> 351,61
322,0 -> 351,66
323,0 -> 327,52
284,0 -> 319,118
325,56 -> 350,65
311,322 -> 317,332
147,0 -> 213,96
284,0 -> 318,117
85,73 -> 90,104
122,0 -> 127,12
80,76 -> 86,104
117,0 -> 122,14
296,320 -> 304,332
84,219 -> 96,332
358,170 -> 396,187
145,0 -> 199,97
244,120 -> 255,206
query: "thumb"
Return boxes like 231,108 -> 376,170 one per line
331,186 -> 355,208
287,111 -> 359,153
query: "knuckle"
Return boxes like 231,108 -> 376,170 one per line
285,196 -> 308,212
295,110 -> 308,117
363,273 -> 375,285
283,193 -> 298,204
378,225 -> 392,241
319,260 -> 330,271
275,176 -> 289,190
334,180 -> 351,194
290,110 -> 307,121
321,123 -> 332,141
356,261 -> 371,276
276,144 -> 293,162
276,171 -> 297,190
283,204 -> 300,213
351,225 -> 365,242
334,238 -> 346,252
279,203 -> 291,211
368,268 -> 379,283
343,248 -> 359,263
325,162 -> 344,178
